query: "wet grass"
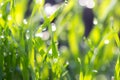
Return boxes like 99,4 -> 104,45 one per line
0,0 -> 120,80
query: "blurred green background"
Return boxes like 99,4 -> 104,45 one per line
0,0 -> 120,80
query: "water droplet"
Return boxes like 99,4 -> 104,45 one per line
86,0 -> 95,8
26,30 -> 29,33
0,2 -> 4,7
26,30 -> 30,40
44,3 -> 58,16
79,0 -> 86,6
104,40 -> 109,44
93,19 -> 98,25
42,28 -> 47,31
92,70 -> 98,73
8,15 -> 12,21
42,31 -> 50,40
26,35 -> 29,40
36,0 -> 42,4
0,35 -> 4,38
35,32 -> 43,38
53,58 -> 58,63
3,52 -> 7,57
111,76 -> 114,80
51,23 -> 56,31
66,61 -> 69,65
16,54 -> 18,57
9,52 -> 11,55
65,0 -> 68,5
46,41 -> 50,45
23,19 -> 28,24
58,53 -> 60,56
79,0 -> 95,8
0,13 -> 2,18
49,49 -> 52,55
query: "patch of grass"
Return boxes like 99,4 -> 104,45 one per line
0,0 -> 120,80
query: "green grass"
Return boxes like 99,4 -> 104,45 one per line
0,0 -> 120,80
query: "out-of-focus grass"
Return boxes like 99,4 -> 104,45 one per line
0,0 -> 120,80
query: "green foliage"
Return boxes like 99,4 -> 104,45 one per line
0,0 -> 120,80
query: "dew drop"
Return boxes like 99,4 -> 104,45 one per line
3,52 -> 7,57
36,0 -> 42,4
79,0 -> 86,6
79,0 -> 95,8
9,52 -> 11,55
16,54 -> 18,57
0,2 -> 4,6
111,76 -> 114,80
51,23 -> 56,31
92,70 -> 98,73
104,40 -> 109,44
66,61 -> 69,65
8,15 -> 12,21
44,3 -> 57,16
53,58 -> 58,63
65,0 -> 68,5
23,19 -> 28,24
0,35 -> 4,38
26,30 -> 30,40
93,19 -> 98,25
0,13 -> 2,18
35,32 -> 43,38
49,49 -> 52,55
86,0 -> 95,8
26,30 -> 29,33
42,31 -> 50,40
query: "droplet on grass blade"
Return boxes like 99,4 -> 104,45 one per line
42,31 -> 50,40
93,19 -> 98,25
66,61 -> 69,65
51,23 -> 56,31
0,13 -> 2,18
35,0 -> 42,3
23,19 -> 28,24
104,40 -> 109,44
65,0 -> 68,5
7,15 -> 12,21
35,33 -> 43,38
0,2 -> 4,7
3,52 -> 7,57
92,70 -> 98,73
26,30 -> 30,40
9,52 -> 11,55
86,0 -> 95,8
44,3 -> 58,16
111,76 -> 114,80
53,58 -> 58,63
35,31 -> 50,40
49,49 -> 52,55
79,0 -> 95,8
0,35 -> 4,38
